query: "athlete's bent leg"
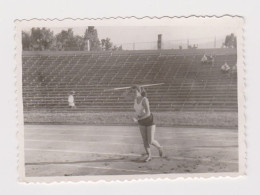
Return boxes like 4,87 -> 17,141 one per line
147,125 -> 163,157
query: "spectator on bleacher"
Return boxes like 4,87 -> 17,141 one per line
209,54 -> 214,61
201,54 -> 208,63
221,62 -> 230,73
123,85 -> 163,162
68,91 -> 76,109
207,54 -> 214,65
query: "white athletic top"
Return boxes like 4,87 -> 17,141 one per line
134,97 -> 146,116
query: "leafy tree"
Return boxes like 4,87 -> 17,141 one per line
56,28 -> 78,50
84,26 -> 101,51
22,31 -> 30,50
101,38 -> 113,51
224,33 -> 237,48
30,27 -> 54,50
112,45 -> 122,51
22,26 -> 119,51
101,38 -> 123,51
74,35 -> 85,51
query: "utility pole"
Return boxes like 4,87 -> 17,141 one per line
87,40 -> 90,51
157,34 -> 162,50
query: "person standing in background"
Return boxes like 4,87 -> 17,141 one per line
68,91 -> 76,109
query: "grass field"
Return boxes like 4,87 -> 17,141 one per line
24,111 -> 238,128
24,124 -> 238,177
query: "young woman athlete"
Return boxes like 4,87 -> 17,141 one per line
124,85 -> 163,162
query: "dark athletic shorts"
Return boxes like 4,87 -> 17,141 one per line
138,113 -> 155,126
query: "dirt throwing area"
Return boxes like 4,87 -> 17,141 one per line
24,125 -> 238,177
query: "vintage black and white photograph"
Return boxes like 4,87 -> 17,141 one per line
16,17 -> 244,181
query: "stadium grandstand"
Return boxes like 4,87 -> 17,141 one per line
22,48 -> 237,113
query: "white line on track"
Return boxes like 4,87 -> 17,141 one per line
25,148 -> 141,157
28,163 -> 150,174
24,133 -> 230,141
25,139 -> 237,149
25,126 -> 235,132
25,139 -> 141,146
25,132 -> 237,139
25,148 -> 238,164
25,129 -> 236,136
25,133 -> 141,138
64,164 -> 150,173
25,127 -> 236,135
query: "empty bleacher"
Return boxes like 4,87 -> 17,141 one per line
22,48 -> 238,112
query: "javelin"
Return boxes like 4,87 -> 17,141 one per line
103,83 -> 164,92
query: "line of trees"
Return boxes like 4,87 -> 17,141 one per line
22,26 -> 122,51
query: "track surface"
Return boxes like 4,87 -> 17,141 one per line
24,125 -> 238,177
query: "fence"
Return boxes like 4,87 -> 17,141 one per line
119,36 -> 225,51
